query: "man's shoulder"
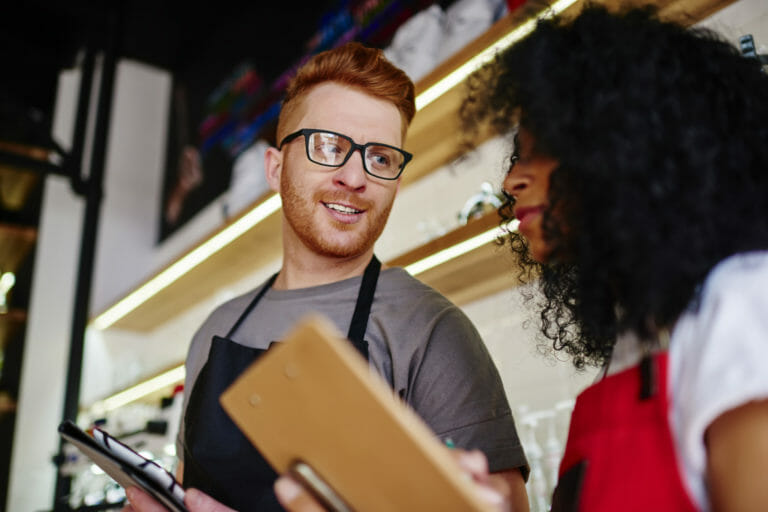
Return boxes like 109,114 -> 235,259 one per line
378,267 -> 454,306
375,267 -> 474,330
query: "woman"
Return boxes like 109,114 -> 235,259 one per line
457,5 -> 768,511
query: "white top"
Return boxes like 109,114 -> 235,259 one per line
608,251 -> 768,511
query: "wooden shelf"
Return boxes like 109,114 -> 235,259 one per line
0,223 -> 37,274
1,308 -> 27,350
97,0 -> 735,333
108,193 -> 282,332
387,212 -> 522,306
0,140 -> 48,212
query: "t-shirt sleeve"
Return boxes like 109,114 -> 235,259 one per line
405,305 -> 529,478
671,253 -> 768,506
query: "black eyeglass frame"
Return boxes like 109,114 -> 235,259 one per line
278,128 -> 413,181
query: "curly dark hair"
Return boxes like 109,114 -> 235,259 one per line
462,4 -> 768,369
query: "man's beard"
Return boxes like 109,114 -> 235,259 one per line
280,171 -> 394,258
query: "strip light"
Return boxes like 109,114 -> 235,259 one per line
92,194 -> 282,330
91,220 -> 520,411
404,220 -> 519,276
415,0 -> 579,111
91,364 -> 185,415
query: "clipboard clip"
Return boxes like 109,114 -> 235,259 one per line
289,460 -> 353,512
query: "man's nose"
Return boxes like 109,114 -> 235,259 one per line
333,149 -> 368,189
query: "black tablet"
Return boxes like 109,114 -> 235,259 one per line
58,420 -> 188,512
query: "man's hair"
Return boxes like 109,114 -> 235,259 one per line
463,5 -> 768,368
277,42 -> 416,141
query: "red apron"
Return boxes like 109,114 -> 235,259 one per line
551,353 -> 699,511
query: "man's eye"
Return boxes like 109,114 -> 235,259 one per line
370,153 -> 391,166
316,143 -> 343,154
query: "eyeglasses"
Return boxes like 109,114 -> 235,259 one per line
278,128 -> 413,180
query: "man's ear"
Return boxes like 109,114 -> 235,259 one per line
264,146 -> 282,192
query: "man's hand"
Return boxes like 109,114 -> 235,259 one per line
122,486 -> 236,512
274,449 -> 519,512
274,476 -> 328,512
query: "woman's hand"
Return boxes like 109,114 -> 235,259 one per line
274,448 -> 514,512
274,476 -> 328,512
452,449 -> 512,512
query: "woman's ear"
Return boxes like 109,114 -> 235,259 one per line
264,146 -> 283,192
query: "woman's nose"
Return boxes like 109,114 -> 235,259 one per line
502,170 -> 528,198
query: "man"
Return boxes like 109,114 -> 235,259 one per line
126,41 -> 528,511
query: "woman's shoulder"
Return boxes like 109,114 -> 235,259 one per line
703,250 -> 768,295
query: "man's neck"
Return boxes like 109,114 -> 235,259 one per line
274,248 -> 375,290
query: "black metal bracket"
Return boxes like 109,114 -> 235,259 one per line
0,45 -> 96,198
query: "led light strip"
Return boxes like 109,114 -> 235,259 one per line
91,220 -> 520,411
415,0 -> 580,111
404,220 -> 519,276
91,364 -> 186,415
92,194 -> 282,330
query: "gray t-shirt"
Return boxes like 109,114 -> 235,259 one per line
178,267 -> 528,474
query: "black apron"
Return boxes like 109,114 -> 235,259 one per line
182,256 -> 380,511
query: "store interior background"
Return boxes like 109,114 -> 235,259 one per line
1,0 -> 767,510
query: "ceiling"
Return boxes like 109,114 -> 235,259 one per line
0,1 -> 335,134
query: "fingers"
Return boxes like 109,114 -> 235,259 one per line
450,449 -> 510,512
274,476 -> 327,512
184,488 -> 237,512
124,487 -> 168,512
454,449 -> 491,481
125,486 -> 235,512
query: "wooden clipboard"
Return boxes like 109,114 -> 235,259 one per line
219,314 -> 492,511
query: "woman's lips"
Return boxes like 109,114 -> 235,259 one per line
514,205 -> 544,232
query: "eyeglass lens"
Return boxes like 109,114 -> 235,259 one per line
307,132 -> 405,179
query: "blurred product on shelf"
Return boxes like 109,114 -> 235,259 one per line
224,139 -> 271,218
383,4 -> 445,82
457,181 -> 503,224
384,0 -> 508,82
437,0 -> 507,63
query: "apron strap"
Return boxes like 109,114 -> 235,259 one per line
226,272 -> 278,338
226,255 -> 380,358
346,255 -> 380,359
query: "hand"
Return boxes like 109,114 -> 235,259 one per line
274,476 -> 327,512
122,486 -> 236,512
453,449 -> 512,512
274,449 -> 513,512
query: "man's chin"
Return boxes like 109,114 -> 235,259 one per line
308,234 -> 374,259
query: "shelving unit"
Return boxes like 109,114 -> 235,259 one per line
90,0 -> 737,408
0,223 -> 36,351
0,146 -> 43,355
0,140 -> 46,508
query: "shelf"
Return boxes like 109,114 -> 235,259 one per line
1,308 -> 27,350
0,140 -> 49,212
387,212 -> 522,306
95,0 -> 735,333
0,223 -> 37,274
